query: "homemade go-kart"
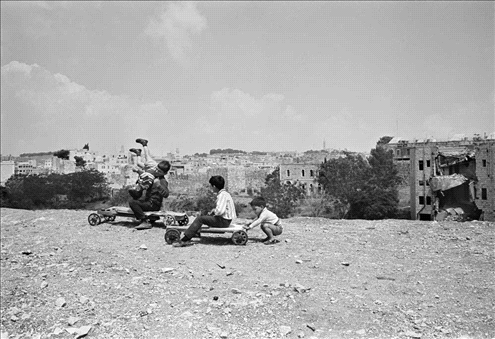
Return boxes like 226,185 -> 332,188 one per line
87,206 -> 189,226
164,223 -> 249,246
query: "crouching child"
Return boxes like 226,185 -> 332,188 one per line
243,197 -> 282,245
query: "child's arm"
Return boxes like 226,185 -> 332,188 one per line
243,214 -> 266,230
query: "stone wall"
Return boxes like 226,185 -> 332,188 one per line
168,173 -> 208,195
207,167 -> 246,194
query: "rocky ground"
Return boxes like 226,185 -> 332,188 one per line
1,208 -> 494,339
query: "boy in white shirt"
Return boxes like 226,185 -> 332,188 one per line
244,197 -> 282,245
173,175 -> 237,247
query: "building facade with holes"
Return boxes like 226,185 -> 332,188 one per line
279,163 -> 321,195
408,139 -> 494,221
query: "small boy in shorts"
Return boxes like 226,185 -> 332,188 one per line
243,197 -> 282,245
128,138 -> 168,200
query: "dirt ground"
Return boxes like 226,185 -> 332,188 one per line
1,207 -> 494,339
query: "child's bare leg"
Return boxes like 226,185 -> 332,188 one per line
136,138 -> 158,168
129,148 -> 145,171
142,145 -> 158,168
261,224 -> 282,243
260,224 -> 274,241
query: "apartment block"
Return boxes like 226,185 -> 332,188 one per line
392,135 -> 494,221
279,163 -> 320,195
474,141 -> 495,221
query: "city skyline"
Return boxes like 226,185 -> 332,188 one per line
1,1 -> 494,157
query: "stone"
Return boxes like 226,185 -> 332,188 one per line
79,296 -> 89,304
55,297 -> 66,308
68,316 -> 80,325
280,326 -> 292,336
405,331 -> 422,338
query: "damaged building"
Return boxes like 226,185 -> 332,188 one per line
387,135 -> 495,221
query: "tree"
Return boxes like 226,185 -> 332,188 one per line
64,169 -> 108,202
376,135 -> 393,147
54,149 -> 70,160
318,152 -> 370,218
260,167 -> 305,218
74,156 -> 87,167
318,148 -> 400,219
367,146 -> 400,189
1,170 -> 109,209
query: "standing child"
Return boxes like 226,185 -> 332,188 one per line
173,175 -> 237,247
244,197 -> 282,245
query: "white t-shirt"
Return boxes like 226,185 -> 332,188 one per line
248,207 -> 281,229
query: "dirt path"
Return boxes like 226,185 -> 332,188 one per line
1,208 -> 494,339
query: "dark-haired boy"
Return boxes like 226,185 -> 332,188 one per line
128,138 -> 169,199
244,196 -> 282,245
173,175 -> 236,247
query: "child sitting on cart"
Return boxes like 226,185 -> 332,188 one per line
128,138 -> 169,200
173,175 -> 237,247
243,197 -> 282,245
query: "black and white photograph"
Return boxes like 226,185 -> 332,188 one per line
1,1 -> 493,338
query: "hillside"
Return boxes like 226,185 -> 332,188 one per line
1,208 -> 494,339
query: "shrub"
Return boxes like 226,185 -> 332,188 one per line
168,194 -> 196,212
297,194 -> 339,218
1,170 -> 109,210
108,187 -> 133,207
194,185 -> 217,215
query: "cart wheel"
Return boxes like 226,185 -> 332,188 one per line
104,215 -> 116,222
231,230 -> 248,245
164,229 -> 181,244
178,215 -> 189,226
88,213 -> 101,226
165,215 -> 175,226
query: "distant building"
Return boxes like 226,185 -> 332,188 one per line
15,161 -> 36,175
474,141 -> 495,221
386,134 -> 495,221
279,163 -> 320,195
44,158 -> 53,169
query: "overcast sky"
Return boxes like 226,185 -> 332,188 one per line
1,1 -> 494,156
